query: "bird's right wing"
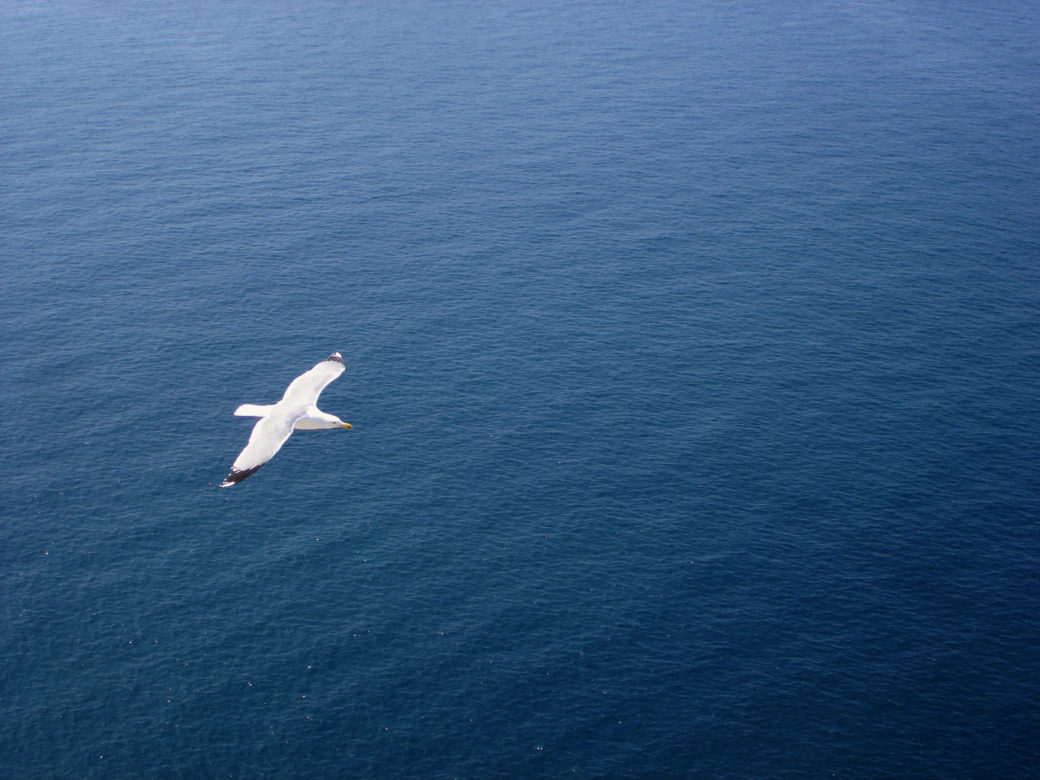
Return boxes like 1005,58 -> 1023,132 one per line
220,413 -> 296,487
281,352 -> 345,406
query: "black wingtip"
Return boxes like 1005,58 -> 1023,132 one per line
326,352 -> 344,364
220,464 -> 262,487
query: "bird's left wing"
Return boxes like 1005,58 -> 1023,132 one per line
281,352 -> 345,406
220,413 -> 297,486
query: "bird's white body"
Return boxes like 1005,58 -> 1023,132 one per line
233,403 -> 340,429
221,352 -> 351,487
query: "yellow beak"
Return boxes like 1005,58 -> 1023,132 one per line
341,422 -> 352,429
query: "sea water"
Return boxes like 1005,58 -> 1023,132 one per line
2,1 -> 1038,777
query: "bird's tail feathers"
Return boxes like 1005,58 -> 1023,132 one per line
234,403 -> 275,417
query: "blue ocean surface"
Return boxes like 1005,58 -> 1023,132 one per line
2,1 -> 1039,777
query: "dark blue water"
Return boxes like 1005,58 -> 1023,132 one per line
3,1 -> 1039,777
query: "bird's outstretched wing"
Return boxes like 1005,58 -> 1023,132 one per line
221,413 -> 296,487
281,352 -> 345,406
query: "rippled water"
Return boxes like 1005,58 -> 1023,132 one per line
2,1 -> 1039,777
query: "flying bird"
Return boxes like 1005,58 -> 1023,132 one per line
221,352 -> 352,487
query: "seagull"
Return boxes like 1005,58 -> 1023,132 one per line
221,352 -> 352,487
